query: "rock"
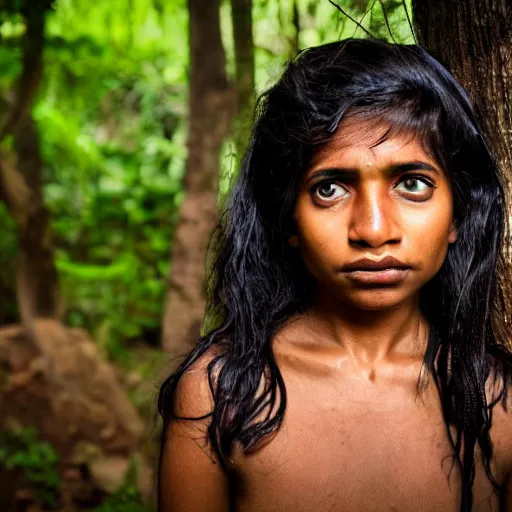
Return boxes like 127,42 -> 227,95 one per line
89,456 -> 131,494
0,320 -> 145,458
125,371 -> 143,389
0,320 -> 151,508
70,441 -> 102,466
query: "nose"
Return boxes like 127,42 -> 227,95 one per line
348,186 -> 401,249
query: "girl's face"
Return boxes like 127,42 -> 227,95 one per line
290,118 -> 458,311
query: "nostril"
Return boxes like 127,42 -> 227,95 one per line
349,235 -> 401,249
351,239 -> 373,249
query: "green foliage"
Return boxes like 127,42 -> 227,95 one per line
90,485 -> 153,512
0,427 -> 60,507
0,0 -> 415,357
29,0 -> 188,355
0,2 -> 417,508
220,0 -> 415,177
90,457 -> 154,512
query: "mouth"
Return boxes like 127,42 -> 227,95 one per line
342,268 -> 410,285
341,257 -> 411,285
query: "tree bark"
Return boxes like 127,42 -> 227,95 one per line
13,113 -> 59,322
0,7 -> 46,143
162,0 -> 234,352
412,1 -> 512,349
231,0 -> 255,166
412,0 -> 512,190
0,7 -> 59,330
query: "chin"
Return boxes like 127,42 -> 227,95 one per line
341,288 -> 416,311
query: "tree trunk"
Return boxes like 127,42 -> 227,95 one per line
14,113 -> 59,323
291,0 -> 300,57
231,0 -> 255,166
412,1 -> 512,190
0,8 -> 46,143
0,7 -> 59,331
161,0 -> 234,352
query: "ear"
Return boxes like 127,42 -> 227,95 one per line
448,221 -> 458,244
288,235 -> 299,248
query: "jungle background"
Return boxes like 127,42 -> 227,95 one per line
0,0 -> 510,511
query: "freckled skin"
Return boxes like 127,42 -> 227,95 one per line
230,120 -> 509,511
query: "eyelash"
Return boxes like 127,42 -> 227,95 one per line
310,175 -> 436,201
397,174 -> 435,188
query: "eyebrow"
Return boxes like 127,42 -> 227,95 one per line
305,161 -> 440,184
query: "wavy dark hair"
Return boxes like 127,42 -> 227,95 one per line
158,38 -> 512,511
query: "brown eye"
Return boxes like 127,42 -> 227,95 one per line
314,182 -> 348,201
395,176 -> 434,200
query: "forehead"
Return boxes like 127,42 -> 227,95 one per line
307,118 -> 439,175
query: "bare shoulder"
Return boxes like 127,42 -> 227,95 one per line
159,345 -> 231,512
171,346 -> 224,421
162,343 -> 229,460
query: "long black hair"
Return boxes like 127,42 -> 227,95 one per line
158,38 -> 512,511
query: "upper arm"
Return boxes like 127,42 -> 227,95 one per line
487,375 -> 512,508
500,408 -> 512,509
504,473 -> 512,510
159,354 -> 231,512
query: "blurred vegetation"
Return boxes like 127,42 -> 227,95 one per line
0,0 -> 414,509
89,459 -> 152,512
0,0 -> 413,359
0,427 -> 60,507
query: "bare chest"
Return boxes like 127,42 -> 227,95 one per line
232,372 -> 501,512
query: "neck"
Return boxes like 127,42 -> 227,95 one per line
304,291 -> 429,368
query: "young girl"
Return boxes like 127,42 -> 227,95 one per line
158,38 -> 512,511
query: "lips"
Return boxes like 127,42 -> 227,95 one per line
342,256 -> 411,271
341,256 -> 411,285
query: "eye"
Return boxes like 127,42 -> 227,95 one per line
394,176 -> 435,200
312,182 -> 348,202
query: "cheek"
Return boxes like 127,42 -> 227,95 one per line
403,204 -> 453,272
300,214 -> 342,247
294,201 -> 347,274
